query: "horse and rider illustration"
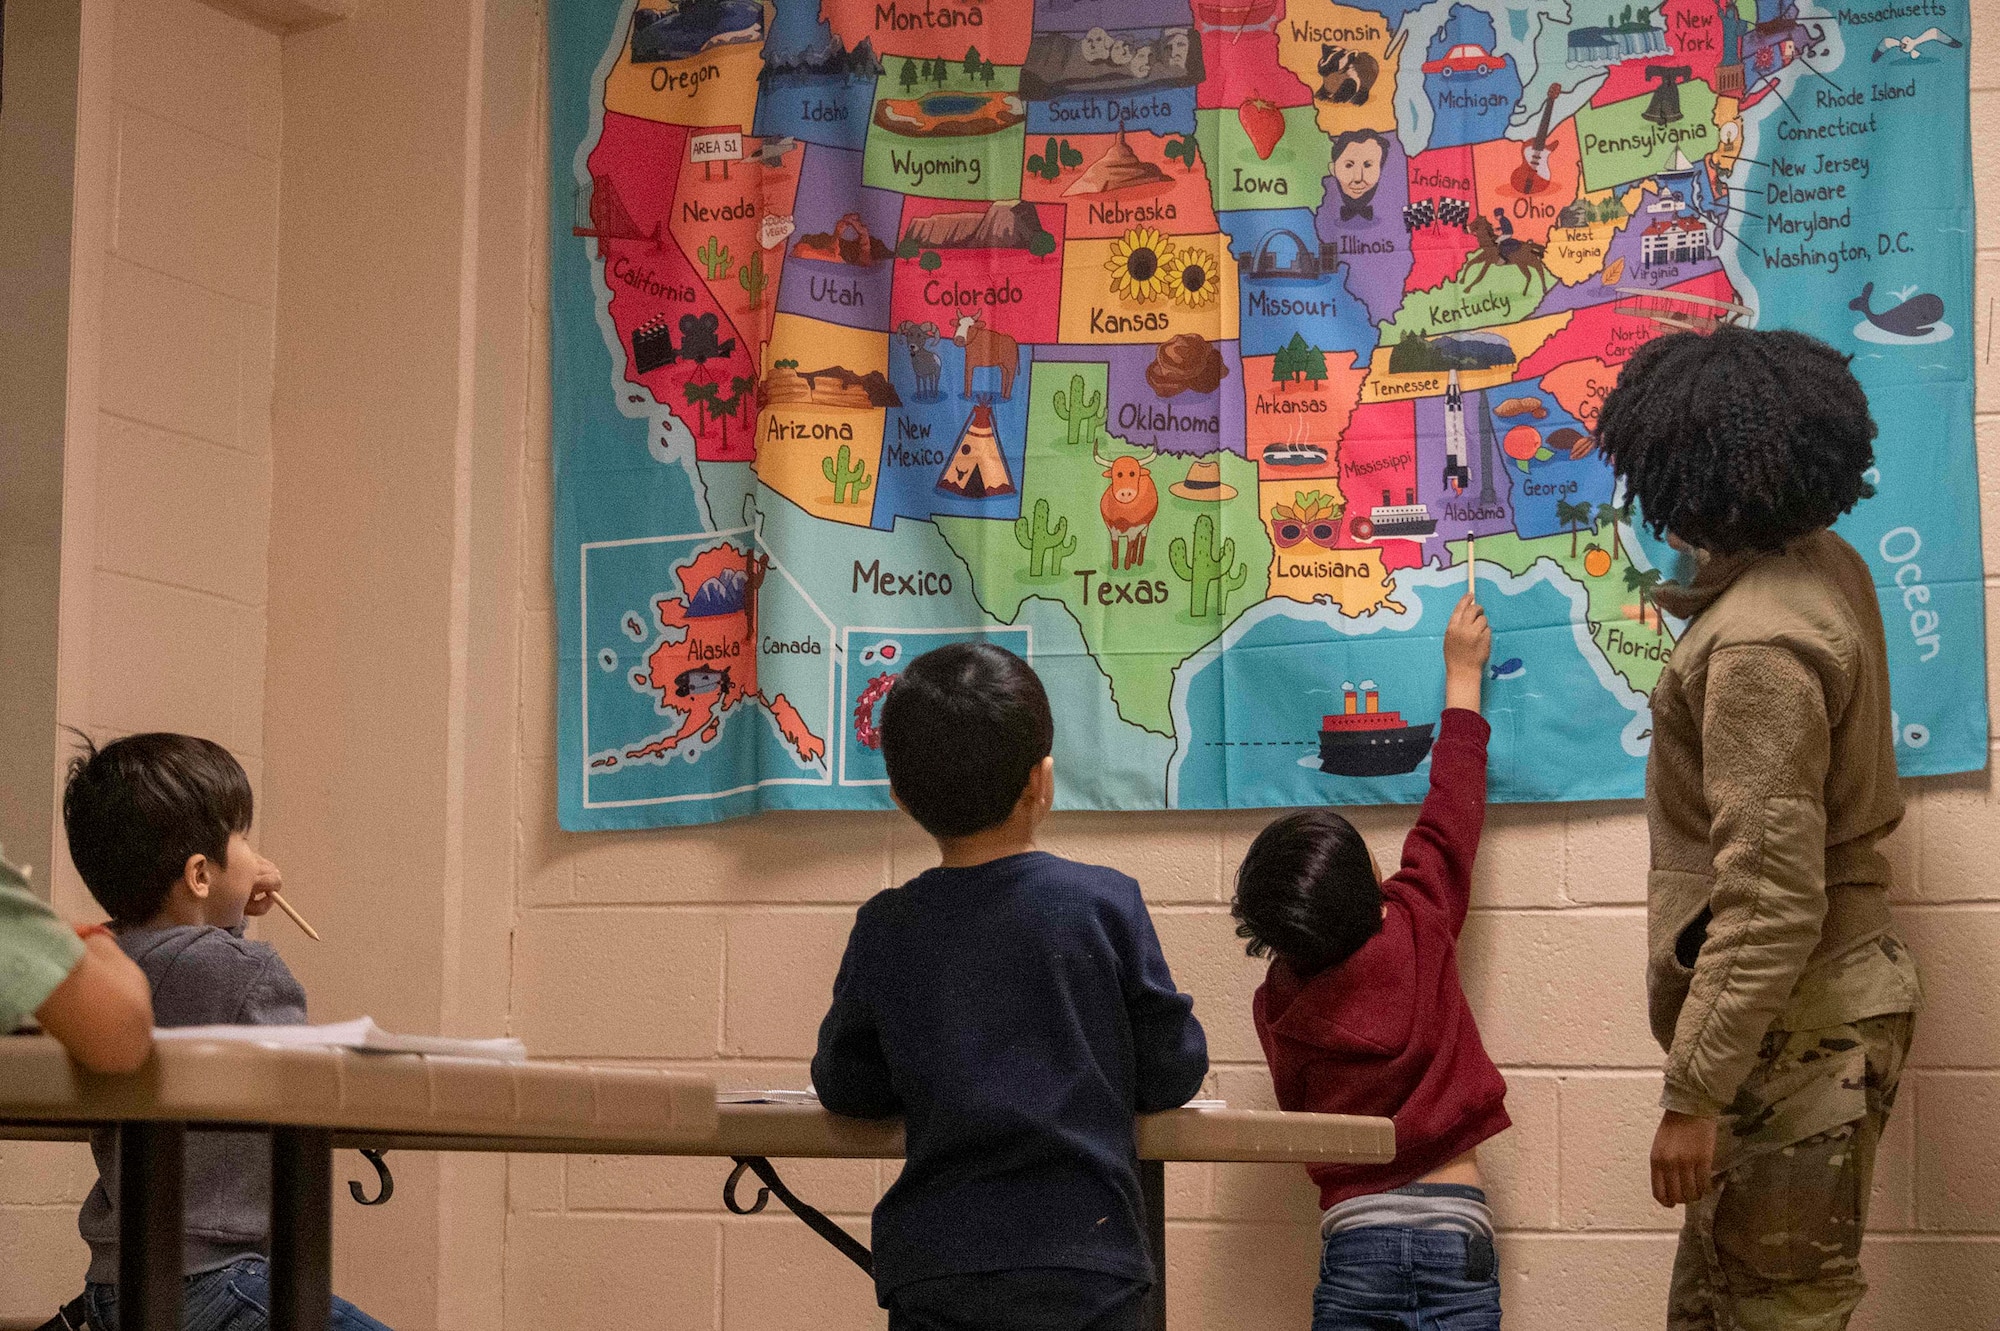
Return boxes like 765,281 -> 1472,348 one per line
1463,215 -> 1553,295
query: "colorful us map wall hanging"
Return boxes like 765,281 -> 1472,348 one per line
550,0 -> 1983,830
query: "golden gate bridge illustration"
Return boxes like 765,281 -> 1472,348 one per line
1613,286 -> 1750,333
573,175 -> 662,249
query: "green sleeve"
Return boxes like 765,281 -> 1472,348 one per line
0,881 -> 86,1034
1664,644 -> 1832,1116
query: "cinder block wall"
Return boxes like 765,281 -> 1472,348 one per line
505,784 -> 2000,1328
499,22 -> 2000,1331
0,0 -> 280,1320
4,4 -> 1997,1329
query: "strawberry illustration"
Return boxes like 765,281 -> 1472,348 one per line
1237,98 -> 1286,160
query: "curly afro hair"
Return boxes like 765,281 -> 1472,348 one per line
1595,327 -> 1877,555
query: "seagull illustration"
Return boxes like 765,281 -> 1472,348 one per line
1873,27 -> 1961,60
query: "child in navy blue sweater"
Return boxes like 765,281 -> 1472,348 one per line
813,643 -> 1209,1331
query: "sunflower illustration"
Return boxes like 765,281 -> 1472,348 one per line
1161,246 -> 1219,307
1106,227 -> 1175,303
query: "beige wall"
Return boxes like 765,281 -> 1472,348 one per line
498,7 -> 2000,1326
5,1 -> 2000,1327
52,0 -> 282,886
0,0 -> 282,1320
0,0 -> 80,883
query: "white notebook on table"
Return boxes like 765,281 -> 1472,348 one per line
154,1016 -> 527,1062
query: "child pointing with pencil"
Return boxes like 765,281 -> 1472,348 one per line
58,732 -> 391,1331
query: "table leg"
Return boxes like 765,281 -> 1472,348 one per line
1140,1158 -> 1167,1331
270,1127 -> 334,1331
118,1122 -> 185,1331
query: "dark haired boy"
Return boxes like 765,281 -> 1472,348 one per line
59,733 -> 393,1331
1232,595 -> 1503,1331
812,642 -> 1209,1331
1599,327 -> 1921,1330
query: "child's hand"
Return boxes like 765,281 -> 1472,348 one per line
244,855 -> 283,918
1443,594 -> 1491,713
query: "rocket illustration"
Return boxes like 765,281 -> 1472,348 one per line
1443,369 -> 1470,493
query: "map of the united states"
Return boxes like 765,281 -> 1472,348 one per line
550,0 -> 1983,827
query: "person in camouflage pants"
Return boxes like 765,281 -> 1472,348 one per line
1666,1008 -> 1913,1330
1595,332 -> 1924,1331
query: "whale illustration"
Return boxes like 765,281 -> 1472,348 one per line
1849,282 -> 1945,339
1491,657 -> 1525,681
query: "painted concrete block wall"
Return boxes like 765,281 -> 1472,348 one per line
500,18 -> 2000,1330
5,2 -> 1996,1326
0,1 -> 281,1321
78,0 -> 278,793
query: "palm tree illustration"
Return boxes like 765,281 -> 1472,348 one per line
1557,499 -> 1596,557
1596,499 -> 1632,561
712,374 -> 756,451
683,380 -> 718,434
1624,564 -> 1665,635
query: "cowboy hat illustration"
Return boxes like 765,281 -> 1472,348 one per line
1168,458 -> 1238,502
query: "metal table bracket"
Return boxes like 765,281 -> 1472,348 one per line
724,1155 -> 872,1274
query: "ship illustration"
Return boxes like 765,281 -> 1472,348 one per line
1318,679 -> 1436,778
1350,488 -> 1438,541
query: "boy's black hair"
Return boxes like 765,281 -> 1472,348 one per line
62,732 -> 253,925
1595,326 -> 1877,556
1231,809 -> 1382,976
880,642 -> 1054,840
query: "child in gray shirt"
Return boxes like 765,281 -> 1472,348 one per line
61,733 -> 392,1331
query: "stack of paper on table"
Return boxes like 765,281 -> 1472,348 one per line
716,1088 -> 1227,1110
154,1016 -> 526,1062
717,1088 -> 825,1105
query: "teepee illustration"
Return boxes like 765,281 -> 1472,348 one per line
936,403 -> 1015,498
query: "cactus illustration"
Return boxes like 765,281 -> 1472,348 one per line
1168,513 -> 1250,619
737,250 -> 768,307
1013,498 -> 1078,578
1051,373 -> 1104,447
696,235 -> 733,281
821,445 -> 872,506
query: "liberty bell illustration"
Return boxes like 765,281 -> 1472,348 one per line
1641,65 -> 1692,125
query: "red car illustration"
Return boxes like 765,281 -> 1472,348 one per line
1423,43 -> 1502,76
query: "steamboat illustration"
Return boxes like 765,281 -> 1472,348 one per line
1350,488 -> 1438,541
1318,680 -> 1437,778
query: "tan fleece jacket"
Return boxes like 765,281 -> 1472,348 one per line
1644,531 -> 1917,1117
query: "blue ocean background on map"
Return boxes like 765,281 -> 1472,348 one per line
1170,568 -> 1646,808
1726,2 -> 1986,777
552,2 -> 752,828
550,0 -> 1983,830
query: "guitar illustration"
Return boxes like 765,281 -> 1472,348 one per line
1511,83 -> 1564,194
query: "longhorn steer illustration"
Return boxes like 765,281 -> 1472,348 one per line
1096,444 -> 1160,570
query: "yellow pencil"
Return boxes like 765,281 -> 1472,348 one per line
1467,536 -> 1477,598
269,891 -> 321,941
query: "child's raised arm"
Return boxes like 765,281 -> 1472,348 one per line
1443,593 -> 1489,714
1386,596 -> 1491,933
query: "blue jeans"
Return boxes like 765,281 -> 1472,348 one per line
85,1259 -> 393,1331
1312,1228 -> 1502,1330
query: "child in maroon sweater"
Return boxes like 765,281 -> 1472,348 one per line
1232,594 -> 1507,1331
